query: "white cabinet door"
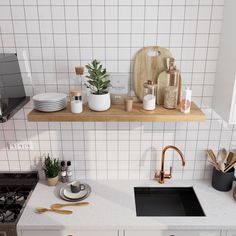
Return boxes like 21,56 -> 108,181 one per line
125,230 -> 221,236
212,0 -> 236,124
21,230 -> 118,236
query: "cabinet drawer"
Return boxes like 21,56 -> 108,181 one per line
21,230 -> 118,236
125,230 -> 221,236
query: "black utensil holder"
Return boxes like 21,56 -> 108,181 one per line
212,167 -> 235,192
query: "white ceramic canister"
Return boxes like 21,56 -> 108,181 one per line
143,80 -> 156,111
70,90 -> 83,114
143,94 -> 156,110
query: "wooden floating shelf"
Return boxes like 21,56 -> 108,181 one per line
27,102 -> 205,122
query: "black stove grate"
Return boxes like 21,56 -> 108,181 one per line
0,186 -> 31,223
0,172 -> 38,224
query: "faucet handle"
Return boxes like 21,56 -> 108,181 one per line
164,166 -> 172,179
154,170 -> 160,179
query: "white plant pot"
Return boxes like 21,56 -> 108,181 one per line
88,92 -> 111,111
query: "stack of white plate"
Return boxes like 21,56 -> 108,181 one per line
59,183 -> 91,202
33,93 -> 67,112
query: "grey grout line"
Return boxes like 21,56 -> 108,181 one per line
0,19 -> 224,22
156,0 -> 159,45
9,0 -> 22,171
48,0 -> 59,93
199,0 -> 214,179
0,29 -> 10,171
188,0 -> 200,180
90,0 -> 94,60
63,0 -> 71,92
177,0 -> 187,180
2,4 -> 224,6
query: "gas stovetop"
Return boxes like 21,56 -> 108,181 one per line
0,172 -> 38,224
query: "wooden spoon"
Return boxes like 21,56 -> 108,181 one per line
207,160 -> 220,170
224,161 -> 236,173
224,157 -> 236,172
218,160 -> 225,172
220,148 -> 228,163
35,207 -> 73,215
51,202 -> 89,209
225,154 -> 236,171
226,152 -> 234,165
207,149 -> 217,164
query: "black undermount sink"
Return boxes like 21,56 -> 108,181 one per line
134,187 -> 205,217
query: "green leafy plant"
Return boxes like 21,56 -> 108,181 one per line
85,59 -> 111,95
43,154 -> 60,178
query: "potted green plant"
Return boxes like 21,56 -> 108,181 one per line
43,154 -> 60,186
85,59 -> 111,111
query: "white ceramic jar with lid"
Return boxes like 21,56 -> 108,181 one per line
70,90 -> 83,114
143,80 -> 156,111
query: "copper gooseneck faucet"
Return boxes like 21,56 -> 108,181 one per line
154,145 -> 186,184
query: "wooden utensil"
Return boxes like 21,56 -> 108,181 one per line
35,207 -> 73,215
226,152 -> 234,165
224,154 -> 236,172
207,149 -> 217,164
51,202 -> 89,209
133,46 -> 172,101
218,160 -> 225,172
207,160 -> 220,170
220,148 -> 228,163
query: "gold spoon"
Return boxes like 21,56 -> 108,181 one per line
51,202 -> 90,210
35,207 -> 73,215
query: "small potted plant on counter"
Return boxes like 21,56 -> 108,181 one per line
43,154 -> 60,186
85,59 -> 111,111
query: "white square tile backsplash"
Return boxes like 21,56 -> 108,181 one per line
0,0 -> 235,180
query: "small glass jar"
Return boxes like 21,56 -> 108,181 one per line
70,90 -> 83,114
75,66 -> 88,105
143,80 -> 156,111
164,71 -> 179,109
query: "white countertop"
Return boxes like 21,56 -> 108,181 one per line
17,179 -> 236,231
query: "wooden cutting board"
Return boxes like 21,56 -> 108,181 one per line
133,46 -> 173,101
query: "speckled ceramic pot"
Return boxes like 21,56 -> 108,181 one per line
47,175 -> 59,186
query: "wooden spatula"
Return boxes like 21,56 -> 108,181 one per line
220,148 -> 228,163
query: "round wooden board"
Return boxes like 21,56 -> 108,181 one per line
133,46 -> 172,101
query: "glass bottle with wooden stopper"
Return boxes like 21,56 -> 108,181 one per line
163,70 -> 180,109
156,58 -> 176,105
143,80 -> 156,111
75,66 -> 88,105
